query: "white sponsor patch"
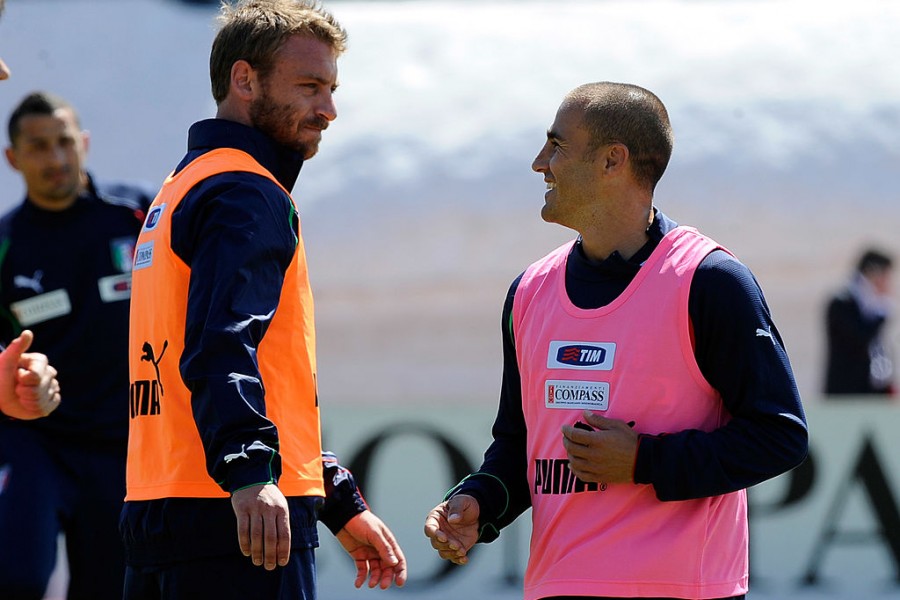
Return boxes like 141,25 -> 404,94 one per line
545,379 -> 610,410
133,241 -> 154,271
98,273 -> 132,302
11,289 -> 72,326
547,341 -> 616,370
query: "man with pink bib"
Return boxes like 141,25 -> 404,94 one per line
424,82 -> 809,600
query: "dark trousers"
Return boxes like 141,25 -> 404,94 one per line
120,495 -> 321,600
0,423 -> 127,600
123,548 -> 317,600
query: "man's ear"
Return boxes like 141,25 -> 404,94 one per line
4,146 -> 18,172
230,59 -> 257,102
604,143 -> 629,173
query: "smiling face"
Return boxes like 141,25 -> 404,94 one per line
5,107 -> 88,211
248,34 -> 338,159
531,99 -> 604,231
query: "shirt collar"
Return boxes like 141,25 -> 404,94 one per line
181,119 -> 304,191
572,207 -> 678,271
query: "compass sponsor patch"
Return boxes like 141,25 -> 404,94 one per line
545,379 -> 609,410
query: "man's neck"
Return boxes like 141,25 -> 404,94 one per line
578,206 -> 654,262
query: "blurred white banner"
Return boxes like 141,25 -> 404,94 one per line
316,400 -> 900,600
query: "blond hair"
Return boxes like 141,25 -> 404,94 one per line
210,0 -> 347,104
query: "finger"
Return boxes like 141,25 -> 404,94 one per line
379,564 -> 395,590
395,561 -> 408,587
424,508 -> 449,543
276,505 -> 291,568
385,552 -> 407,587
16,355 -> 44,384
583,410 -> 630,430
375,529 -> 406,588
379,561 -> 402,589
368,559 -> 382,589
354,558 -> 368,588
263,511 -> 279,570
371,525 -> 400,567
438,548 -> 468,566
386,532 -> 406,583
250,513 -> 264,566
446,495 -> 474,523
0,331 -> 33,372
12,330 -> 34,355
561,423 -> 592,445
13,380 -> 38,402
433,536 -> 464,560
236,511 -> 251,557
569,456 -> 602,482
46,392 -> 61,415
15,369 -> 39,387
429,535 -> 452,552
562,434 -> 592,461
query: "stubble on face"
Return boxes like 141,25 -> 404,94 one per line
248,81 -> 330,159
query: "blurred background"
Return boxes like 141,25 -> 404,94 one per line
1,0 -> 898,599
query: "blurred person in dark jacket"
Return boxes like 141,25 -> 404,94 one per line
824,248 -> 895,396
0,0 -> 61,423
0,90 -> 153,600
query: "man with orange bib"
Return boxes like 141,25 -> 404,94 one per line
121,1 -> 406,598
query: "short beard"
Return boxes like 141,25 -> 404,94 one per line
248,87 -> 327,159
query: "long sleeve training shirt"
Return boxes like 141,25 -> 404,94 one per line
163,119 -> 364,525
453,210 -> 809,539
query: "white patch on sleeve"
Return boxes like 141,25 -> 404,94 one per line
11,289 -> 72,326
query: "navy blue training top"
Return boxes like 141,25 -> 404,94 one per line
139,118 -> 364,533
0,176 -> 154,444
454,210 -> 809,539
167,118 -> 302,493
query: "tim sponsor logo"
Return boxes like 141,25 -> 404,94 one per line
547,341 -> 615,370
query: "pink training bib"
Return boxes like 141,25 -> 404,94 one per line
513,227 -> 748,600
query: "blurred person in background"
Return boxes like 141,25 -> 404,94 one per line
824,248 -> 895,397
0,0 -> 61,423
121,1 -> 406,598
424,81 -> 808,600
0,91 -> 154,600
